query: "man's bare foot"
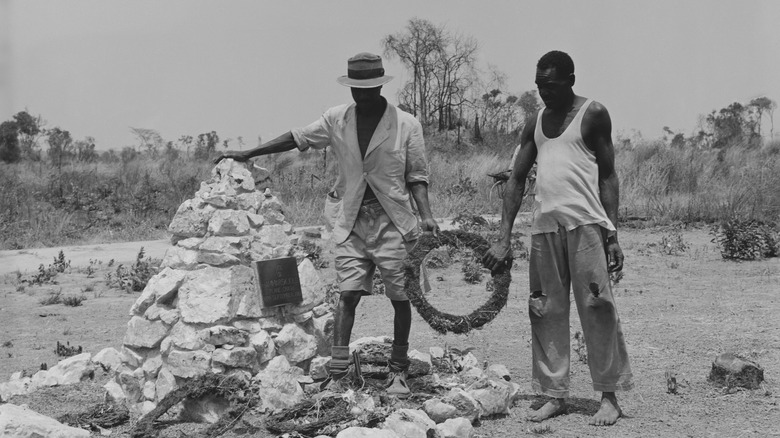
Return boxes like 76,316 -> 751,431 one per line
589,392 -> 622,426
528,398 -> 567,422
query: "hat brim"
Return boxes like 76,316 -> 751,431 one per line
336,75 -> 393,88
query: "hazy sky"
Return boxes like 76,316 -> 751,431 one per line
4,1 -> 780,150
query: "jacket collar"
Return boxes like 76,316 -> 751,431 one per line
344,102 -> 394,158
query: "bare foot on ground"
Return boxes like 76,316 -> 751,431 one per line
589,392 -> 622,426
528,398 -> 567,422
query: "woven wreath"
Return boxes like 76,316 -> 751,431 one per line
403,230 -> 511,334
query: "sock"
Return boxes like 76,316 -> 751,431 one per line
389,342 -> 410,372
329,345 -> 350,378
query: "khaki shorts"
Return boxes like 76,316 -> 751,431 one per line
335,200 -> 416,301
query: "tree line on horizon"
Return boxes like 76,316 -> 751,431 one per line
0,17 -> 778,166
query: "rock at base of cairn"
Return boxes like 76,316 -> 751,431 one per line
708,353 -> 764,389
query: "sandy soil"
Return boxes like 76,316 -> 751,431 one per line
1,223 -> 779,437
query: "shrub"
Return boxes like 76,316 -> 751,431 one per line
54,341 -> 82,357
106,247 -> 160,292
62,295 -> 86,307
39,290 -> 63,305
710,218 -> 778,261
660,226 -> 689,256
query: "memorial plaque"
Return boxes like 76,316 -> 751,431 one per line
253,257 -> 303,307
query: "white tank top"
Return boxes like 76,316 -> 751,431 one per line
531,99 -> 615,235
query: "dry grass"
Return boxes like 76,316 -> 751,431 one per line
2,135 -> 779,250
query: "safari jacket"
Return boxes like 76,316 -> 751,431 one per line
291,102 -> 429,244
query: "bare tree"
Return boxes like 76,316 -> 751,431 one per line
749,96 -> 777,140
130,127 -> 164,156
383,18 -> 477,132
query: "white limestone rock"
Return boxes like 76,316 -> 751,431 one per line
423,398 -> 460,424
349,336 -> 392,354
467,379 -> 513,417
166,349 -> 212,378
247,212 -> 265,228
117,369 -> 143,404
458,352 -> 480,370
200,325 -> 248,346
312,303 -> 331,317
155,367 -> 177,401
254,224 -> 291,248
0,403 -> 91,437
383,408 -> 436,438
121,345 -> 144,368
253,356 -> 306,413
93,347 -> 123,372
130,267 -> 187,315
167,321 -> 206,350
44,352 -> 94,386
211,347 -> 257,368
309,356 -> 331,380
129,401 -> 157,418
142,353 -> 163,378
178,266 -> 244,324
486,363 -> 511,381
160,246 -> 200,270
337,427 -> 400,438
286,258 -> 327,315
124,316 -> 170,349
437,417 -> 474,438
233,319 -> 263,333
176,237 -> 203,250
30,369 -> 57,388
236,191 -> 265,212
168,199 -> 213,238
208,209 -> 250,236
409,350 -> 433,368
143,380 -> 156,400
442,388 -> 481,423
429,346 -> 445,361
104,379 -> 126,403
233,265 -> 280,319
200,236 -> 243,255
275,323 -> 318,364
249,330 -> 276,364
0,372 -> 32,401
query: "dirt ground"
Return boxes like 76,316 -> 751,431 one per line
1,223 -> 779,437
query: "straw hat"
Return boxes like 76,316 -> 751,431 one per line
336,52 -> 394,88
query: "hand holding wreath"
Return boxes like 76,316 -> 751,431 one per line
403,230 -> 511,334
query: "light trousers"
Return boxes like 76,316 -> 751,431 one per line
529,224 -> 633,398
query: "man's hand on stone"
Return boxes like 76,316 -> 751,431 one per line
421,218 -> 439,237
482,243 -> 513,273
606,241 -> 624,272
213,151 -> 250,165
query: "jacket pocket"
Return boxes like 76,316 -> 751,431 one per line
323,191 -> 343,232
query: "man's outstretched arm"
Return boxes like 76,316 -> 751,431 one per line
214,132 -> 298,164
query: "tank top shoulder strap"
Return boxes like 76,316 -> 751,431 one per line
572,99 -> 594,132
534,106 -> 545,143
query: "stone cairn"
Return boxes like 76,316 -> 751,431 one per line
107,160 -> 334,417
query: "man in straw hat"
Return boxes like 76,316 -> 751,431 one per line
217,52 -> 438,397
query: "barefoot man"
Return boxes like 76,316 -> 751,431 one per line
216,52 -> 438,397
483,50 -> 633,426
